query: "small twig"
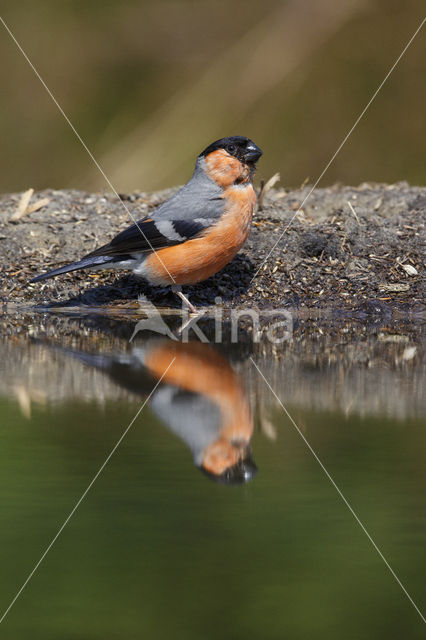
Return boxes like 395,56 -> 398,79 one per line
258,172 -> 280,211
10,188 -> 34,221
299,175 -> 310,189
347,200 -> 361,225
27,197 -> 50,214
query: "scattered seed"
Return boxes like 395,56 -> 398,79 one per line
399,262 -> 418,276
380,283 -> 410,293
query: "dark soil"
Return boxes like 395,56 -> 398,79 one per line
0,182 -> 424,314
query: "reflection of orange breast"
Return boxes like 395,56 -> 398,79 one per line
144,183 -> 256,285
144,341 -> 253,441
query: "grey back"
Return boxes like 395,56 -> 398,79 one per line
153,157 -> 225,222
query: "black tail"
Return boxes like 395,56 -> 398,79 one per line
30,255 -> 114,283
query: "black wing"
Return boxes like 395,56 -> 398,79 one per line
85,216 -> 211,259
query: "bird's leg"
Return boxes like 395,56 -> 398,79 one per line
171,285 -> 197,314
177,313 -> 199,336
171,286 -> 206,335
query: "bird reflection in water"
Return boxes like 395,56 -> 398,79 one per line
143,341 -> 257,484
59,338 -> 258,485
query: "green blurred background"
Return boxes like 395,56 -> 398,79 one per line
1,397 -> 425,638
0,0 -> 425,193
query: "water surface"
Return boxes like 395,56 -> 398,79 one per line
0,311 -> 424,638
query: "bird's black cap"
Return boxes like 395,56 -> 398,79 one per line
199,449 -> 258,486
200,136 -> 263,164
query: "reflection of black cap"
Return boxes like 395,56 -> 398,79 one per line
199,450 -> 258,486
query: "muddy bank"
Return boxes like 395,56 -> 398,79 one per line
0,183 -> 424,312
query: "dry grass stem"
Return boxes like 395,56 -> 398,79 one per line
10,188 -> 34,221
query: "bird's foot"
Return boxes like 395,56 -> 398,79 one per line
176,311 -> 205,336
171,285 -> 198,314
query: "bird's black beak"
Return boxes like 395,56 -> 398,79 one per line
244,143 -> 263,163
229,451 -> 258,484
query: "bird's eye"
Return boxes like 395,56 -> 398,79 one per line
227,144 -> 237,154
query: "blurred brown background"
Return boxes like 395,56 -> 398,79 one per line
0,0 -> 425,193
